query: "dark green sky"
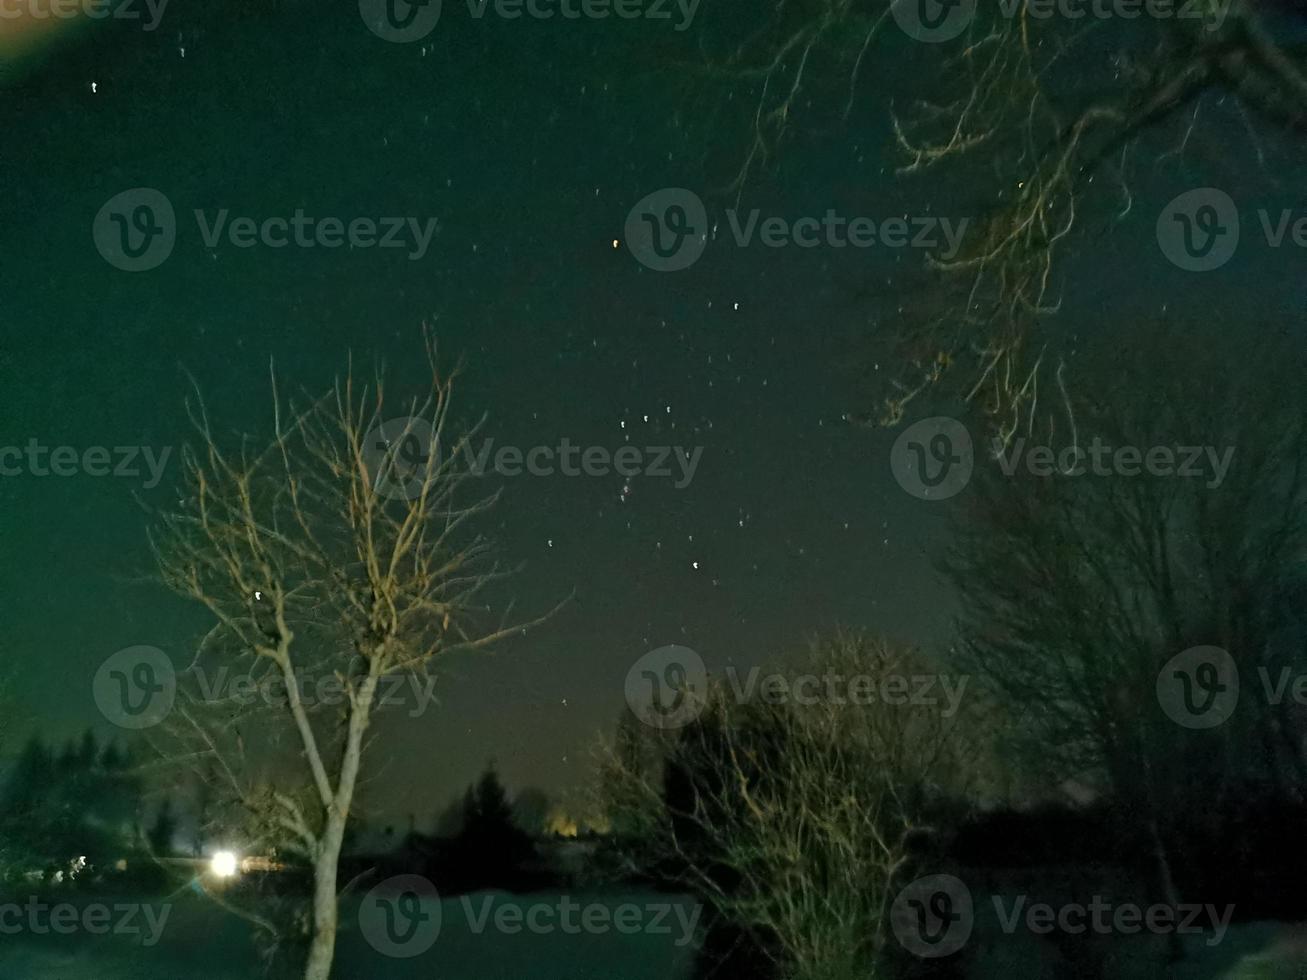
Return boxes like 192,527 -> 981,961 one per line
3,0 -> 1303,823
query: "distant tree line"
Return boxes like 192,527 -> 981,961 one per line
0,729 -> 167,889
348,764 -> 568,896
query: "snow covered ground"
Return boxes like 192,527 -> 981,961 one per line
0,889 -> 1303,979
962,921 -> 1307,979
0,889 -> 703,980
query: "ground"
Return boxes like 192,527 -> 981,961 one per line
0,889 -> 701,980
0,890 -> 1303,978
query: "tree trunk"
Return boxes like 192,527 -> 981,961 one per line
303,672 -> 376,980
1149,815 -> 1186,964
305,817 -> 346,980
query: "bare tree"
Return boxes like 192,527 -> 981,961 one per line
682,0 -> 1305,438
942,323 -> 1307,934
598,630 -> 984,980
149,332 -> 562,980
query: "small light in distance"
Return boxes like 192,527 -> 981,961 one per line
210,850 -> 240,879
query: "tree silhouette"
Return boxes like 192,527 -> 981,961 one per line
149,332 -> 563,980
148,798 -> 178,857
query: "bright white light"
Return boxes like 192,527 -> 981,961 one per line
210,850 -> 239,879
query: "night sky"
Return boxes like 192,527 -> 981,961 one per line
3,0 -> 1304,824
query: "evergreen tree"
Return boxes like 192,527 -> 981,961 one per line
455,763 -> 534,884
473,764 -> 514,832
148,799 -> 178,856
4,734 -> 51,814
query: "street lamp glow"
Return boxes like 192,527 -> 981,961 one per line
210,850 -> 239,879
